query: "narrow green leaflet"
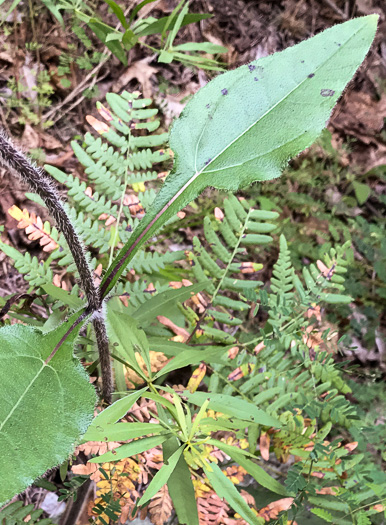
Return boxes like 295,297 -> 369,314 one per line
184,391 -> 282,428
0,319 -> 96,505
107,307 -> 151,381
167,450 -> 199,525
138,445 -> 184,506
203,462 -> 260,524
208,439 -> 288,496
83,387 -> 148,436
153,346 -> 228,379
89,434 -> 170,463
132,282 -> 208,326
83,421 -> 164,442
100,15 -> 378,297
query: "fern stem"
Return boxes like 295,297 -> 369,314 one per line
212,208 -> 253,303
108,165 -> 128,268
0,131 -> 113,402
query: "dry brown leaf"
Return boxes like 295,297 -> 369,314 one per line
125,351 -> 169,388
128,398 -> 157,422
198,491 -> 229,525
124,193 -> 145,217
21,124 -> 40,149
71,462 -> 99,480
316,486 -> 339,495
343,441 -> 358,452
224,464 -> 247,485
148,485 -> 173,525
228,346 -> 239,359
157,315 -> 190,341
187,363 -> 207,393
113,59 -> 157,98
74,441 -> 121,457
214,207 -> 224,222
8,205 -> 58,252
260,432 -> 270,461
253,342 -> 265,355
258,498 -> 294,521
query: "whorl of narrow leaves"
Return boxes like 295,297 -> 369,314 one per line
101,15 -> 378,298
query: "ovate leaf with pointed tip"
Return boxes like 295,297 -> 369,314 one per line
100,15 -> 378,297
0,319 -> 96,505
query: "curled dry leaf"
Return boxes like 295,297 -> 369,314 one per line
253,342 -> 265,355
228,346 -> 239,359
343,441 -> 358,452
214,207 -> 225,222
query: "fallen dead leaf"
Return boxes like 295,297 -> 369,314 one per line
113,59 -> 157,98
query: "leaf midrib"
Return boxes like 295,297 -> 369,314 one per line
193,24 -> 365,177
0,361 -> 47,432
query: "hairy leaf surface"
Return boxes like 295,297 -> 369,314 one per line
0,319 -> 96,505
101,15 -> 378,297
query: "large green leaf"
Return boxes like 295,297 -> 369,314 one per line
100,15 -> 378,297
0,320 -> 96,505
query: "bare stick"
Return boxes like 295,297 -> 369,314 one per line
0,130 -> 112,402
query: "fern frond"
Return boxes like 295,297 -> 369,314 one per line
185,195 -> 278,342
0,241 -> 53,287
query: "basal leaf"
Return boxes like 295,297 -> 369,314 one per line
0,318 -> 96,505
101,15 -> 378,297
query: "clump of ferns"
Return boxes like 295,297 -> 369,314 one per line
1,91 -> 185,310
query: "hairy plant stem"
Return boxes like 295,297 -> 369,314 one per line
0,131 -> 112,403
